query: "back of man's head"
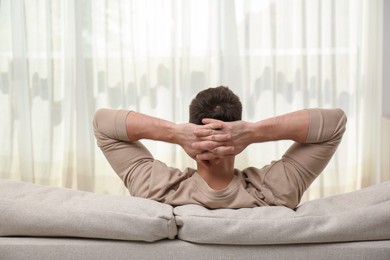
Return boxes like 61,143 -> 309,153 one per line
189,86 -> 242,125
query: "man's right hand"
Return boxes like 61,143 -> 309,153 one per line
175,121 -> 237,162
191,119 -> 253,161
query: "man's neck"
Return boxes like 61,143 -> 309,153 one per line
196,156 -> 235,190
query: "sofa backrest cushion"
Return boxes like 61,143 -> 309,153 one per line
174,181 -> 390,244
0,179 -> 177,242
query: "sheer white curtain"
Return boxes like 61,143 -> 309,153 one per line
0,0 -> 384,199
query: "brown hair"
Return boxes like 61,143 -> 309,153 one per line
189,86 -> 242,125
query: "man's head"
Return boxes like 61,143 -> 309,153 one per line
189,86 -> 242,125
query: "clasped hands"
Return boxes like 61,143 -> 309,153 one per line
178,118 -> 252,162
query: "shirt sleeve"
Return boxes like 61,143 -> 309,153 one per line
93,108 -> 154,196
280,108 -> 347,204
93,108 -> 188,201
243,108 -> 347,209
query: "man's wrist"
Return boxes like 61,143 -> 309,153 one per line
170,124 -> 182,145
251,120 -> 273,143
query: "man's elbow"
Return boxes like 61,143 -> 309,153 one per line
92,109 -> 109,137
92,108 -> 117,146
334,108 -> 347,138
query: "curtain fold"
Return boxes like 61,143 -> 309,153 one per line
357,0 -> 383,187
10,0 -> 34,182
0,0 -> 385,199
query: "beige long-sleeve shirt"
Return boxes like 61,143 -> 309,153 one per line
93,108 -> 346,209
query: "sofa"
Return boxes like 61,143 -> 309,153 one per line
1,178 -> 389,259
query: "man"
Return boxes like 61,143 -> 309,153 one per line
93,86 -> 346,209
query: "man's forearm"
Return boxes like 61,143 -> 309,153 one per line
125,111 -> 176,143
126,111 -> 205,159
250,109 -> 310,143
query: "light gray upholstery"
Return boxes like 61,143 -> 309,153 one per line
0,179 -> 177,242
1,178 -> 390,248
174,181 -> 390,244
1,237 -> 390,260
